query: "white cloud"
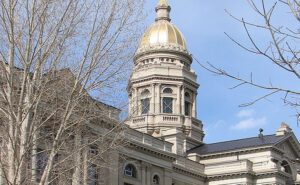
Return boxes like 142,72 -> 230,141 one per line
237,109 -> 255,118
231,117 -> 267,130
212,120 -> 226,129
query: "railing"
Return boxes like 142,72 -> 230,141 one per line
132,116 -> 146,124
205,160 -> 253,175
175,156 -> 205,173
129,114 -> 203,130
126,128 -> 173,152
163,116 -> 179,122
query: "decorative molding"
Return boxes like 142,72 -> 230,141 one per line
128,142 -> 176,162
173,164 -> 206,180
135,44 -> 192,61
207,171 -> 255,181
130,75 -> 199,89
193,146 -> 274,159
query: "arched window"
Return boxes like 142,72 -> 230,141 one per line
124,164 -> 137,178
163,88 -> 173,94
162,87 -> 173,114
281,161 -> 292,174
141,89 -> 150,98
185,92 -> 191,98
153,175 -> 160,184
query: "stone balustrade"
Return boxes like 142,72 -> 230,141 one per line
205,160 -> 253,176
126,128 -> 173,153
130,114 -> 202,129
175,156 -> 205,173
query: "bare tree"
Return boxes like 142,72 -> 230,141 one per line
0,0 -> 145,184
197,0 -> 300,122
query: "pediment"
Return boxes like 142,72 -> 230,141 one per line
275,134 -> 300,159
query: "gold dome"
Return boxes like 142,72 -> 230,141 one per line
139,20 -> 187,50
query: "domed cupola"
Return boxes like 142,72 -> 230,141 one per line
135,0 -> 191,63
126,0 -> 204,156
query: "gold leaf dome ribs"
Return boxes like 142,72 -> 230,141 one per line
135,0 -> 191,58
139,21 -> 187,50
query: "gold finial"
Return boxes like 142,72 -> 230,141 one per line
156,0 -> 171,21
158,0 -> 168,6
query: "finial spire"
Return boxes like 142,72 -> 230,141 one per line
158,0 -> 168,6
156,0 -> 171,22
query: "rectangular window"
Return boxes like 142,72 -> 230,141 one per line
163,97 -> 173,113
88,164 -> 98,185
141,98 -> 150,114
185,101 -> 190,116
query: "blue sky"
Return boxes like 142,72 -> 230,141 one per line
143,0 -> 300,143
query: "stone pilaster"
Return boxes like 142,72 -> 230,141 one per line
156,84 -> 161,114
83,138 -> 88,185
164,169 -> 173,185
72,131 -> 82,185
181,87 -> 185,116
151,84 -> 156,113
192,92 -> 197,118
135,88 -> 139,116
108,151 -> 119,185
177,85 -> 182,114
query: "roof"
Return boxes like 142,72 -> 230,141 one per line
187,134 -> 287,156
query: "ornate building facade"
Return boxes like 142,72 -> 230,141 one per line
0,1 -> 299,185
115,0 -> 300,185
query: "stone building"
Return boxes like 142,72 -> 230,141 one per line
114,0 -> 300,184
1,0 -> 299,185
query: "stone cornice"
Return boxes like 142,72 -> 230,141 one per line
207,170 -> 292,181
256,170 -> 293,180
135,45 -> 192,62
192,146 -> 273,159
129,75 -> 199,89
173,164 -> 206,180
270,146 -> 285,155
127,141 -> 176,162
206,171 -> 255,181
206,168 -> 293,182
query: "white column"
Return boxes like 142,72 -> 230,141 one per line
193,92 -> 197,118
128,92 -> 132,116
156,84 -> 161,113
181,87 -> 185,116
177,85 -> 182,114
151,84 -> 156,113
134,88 -> 138,116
